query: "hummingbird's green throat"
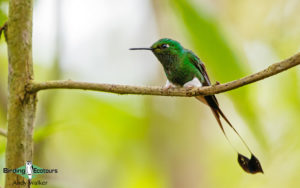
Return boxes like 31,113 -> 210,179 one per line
130,38 -> 263,174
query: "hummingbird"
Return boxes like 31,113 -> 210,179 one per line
130,38 -> 263,174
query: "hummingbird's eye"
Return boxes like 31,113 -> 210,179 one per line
161,44 -> 169,49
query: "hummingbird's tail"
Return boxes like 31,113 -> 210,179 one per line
196,95 -> 263,174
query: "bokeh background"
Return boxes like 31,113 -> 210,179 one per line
1,0 -> 300,187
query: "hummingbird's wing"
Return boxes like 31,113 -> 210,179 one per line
187,51 -> 263,174
187,51 -> 220,104
186,50 -> 211,86
187,51 -> 228,134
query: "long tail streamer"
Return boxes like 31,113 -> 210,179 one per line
196,95 -> 263,174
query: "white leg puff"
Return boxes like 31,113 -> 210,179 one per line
183,77 -> 202,88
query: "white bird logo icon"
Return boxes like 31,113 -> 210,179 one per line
25,161 -> 33,180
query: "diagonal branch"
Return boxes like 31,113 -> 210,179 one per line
27,51 -> 300,96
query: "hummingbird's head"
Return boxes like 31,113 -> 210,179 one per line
150,38 -> 184,56
130,38 -> 184,66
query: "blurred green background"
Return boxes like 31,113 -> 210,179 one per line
1,0 -> 300,187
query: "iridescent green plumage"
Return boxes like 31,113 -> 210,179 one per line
150,38 -> 206,86
130,38 -> 263,174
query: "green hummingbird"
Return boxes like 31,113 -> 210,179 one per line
130,38 -> 263,174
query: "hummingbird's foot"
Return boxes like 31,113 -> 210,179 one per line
184,85 -> 196,91
164,80 -> 177,90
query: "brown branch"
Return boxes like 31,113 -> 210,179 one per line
27,51 -> 300,96
5,0 -> 36,187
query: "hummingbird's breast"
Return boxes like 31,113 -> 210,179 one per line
165,67 -> 195,86
164,62 -> 196,86
155,52 -> 196,86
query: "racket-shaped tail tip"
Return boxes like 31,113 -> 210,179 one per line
238,153 -> 264,174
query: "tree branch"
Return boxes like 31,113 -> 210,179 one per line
5,0 -> 36,187
27,51 -> 300,96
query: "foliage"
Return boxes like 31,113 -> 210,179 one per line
1,0 -> 300,187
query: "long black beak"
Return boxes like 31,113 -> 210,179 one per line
129,48 -> 152,50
